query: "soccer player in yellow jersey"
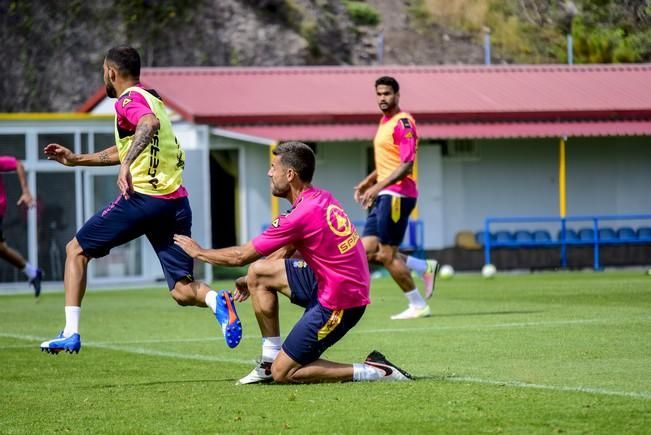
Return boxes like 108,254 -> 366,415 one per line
355,76 -> 440,320
39,46 -> 241,354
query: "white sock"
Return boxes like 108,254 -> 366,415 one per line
405,256 -> 428,273
205,290 -> 217,313
262,336 -> 282,362
404,288 -> 426,309
22,263 -> 37,280
63,306 -> 81,337
353,363 -> 382,381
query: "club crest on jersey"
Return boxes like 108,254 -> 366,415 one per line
271,218 -> 280,228
326,204 -> 352,237
400,118 -> 411,129
121,97 -> 132,107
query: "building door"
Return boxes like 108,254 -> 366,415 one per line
210,150 -> 238,248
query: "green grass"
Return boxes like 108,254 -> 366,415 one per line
2,271 -> 650,434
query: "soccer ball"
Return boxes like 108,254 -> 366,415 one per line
481,263 -> 496,278
439,264 -> 454,280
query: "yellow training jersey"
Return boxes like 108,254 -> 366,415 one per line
373,111 -> 418,197
114,86 -> 185,196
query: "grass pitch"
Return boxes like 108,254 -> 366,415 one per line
1,271 -> 650,434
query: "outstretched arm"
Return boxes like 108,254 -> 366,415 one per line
14,161 -> 34,208
117,114 -> 160,199
44,144 -> 120,166
173,235 -> 262,267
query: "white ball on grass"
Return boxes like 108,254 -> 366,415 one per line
439,264 -> 454,280
481,263 -> 497,278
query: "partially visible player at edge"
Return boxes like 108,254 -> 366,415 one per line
0,156 -> 42,296
174,141 -> 412,383
39,46 -> 241,354
354,76 -> 440,320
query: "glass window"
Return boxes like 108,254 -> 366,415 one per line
0,134 -> 26,160
91,174 -> 142,278
93,133 -> 114,152
81,133 -> 89,155
38,133 -> 74,159
36,172 -> 76,281
0,173 -> 29,284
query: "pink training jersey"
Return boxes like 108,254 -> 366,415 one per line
252,186 -> 370,310
114,85 -> 187,199
0,156 -> 18,217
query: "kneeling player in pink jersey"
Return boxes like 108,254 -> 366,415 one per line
174,142 -> 412,383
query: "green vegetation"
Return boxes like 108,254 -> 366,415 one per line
2,271 -> 650,433
344,1 -> 381,26
410,0 -> 651,63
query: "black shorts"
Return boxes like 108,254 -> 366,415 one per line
282,259 -> 366,365
76,191 -> 194,290
362,194 -> 416,246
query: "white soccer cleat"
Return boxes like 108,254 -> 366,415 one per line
237,360 -> 273,385
364,350 -> 413,381
390,305 -> 432,320
422,259 -> 440,299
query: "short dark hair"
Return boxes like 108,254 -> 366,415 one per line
273,141 -> 315,182
375,76 -> 399,93
105,46 -> 141,78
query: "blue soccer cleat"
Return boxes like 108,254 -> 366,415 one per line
29,268 -> 43,298
215,290 -> 242,348
40,331 -> 81,354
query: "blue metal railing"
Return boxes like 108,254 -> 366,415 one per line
483,214 -> 651,270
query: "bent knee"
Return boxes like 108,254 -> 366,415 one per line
170,283 -> 194,306
270,365 -> 294,384
66,238 -> 85,257
247,259 -> 275,279
375,250 -> 396,265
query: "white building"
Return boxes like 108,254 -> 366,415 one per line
2,64 -> 650,287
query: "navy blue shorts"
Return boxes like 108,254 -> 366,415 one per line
282,259 -> 366,365
76,191 -> 194,290
362,194 -> 417,246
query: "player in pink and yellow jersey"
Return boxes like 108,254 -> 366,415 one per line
355,76 -> 440,320
40,46 -> 240,355
175,142 -> 412,384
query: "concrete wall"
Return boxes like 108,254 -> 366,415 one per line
206,134 -> 651,251
441,136 -> 651,247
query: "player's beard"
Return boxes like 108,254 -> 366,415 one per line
271,180 -> 290,198
379,100 -> 396,114
105,82 -> 117,98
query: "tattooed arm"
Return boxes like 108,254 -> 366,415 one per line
44,144 -> 119,166
117,114 -> 160,199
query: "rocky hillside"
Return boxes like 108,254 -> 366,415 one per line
1,0 -> 648,112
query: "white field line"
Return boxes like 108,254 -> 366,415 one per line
2,317 -> 646,347
447,376 -> 651,400
1,332 -> 649,400
0,332 -> 253,365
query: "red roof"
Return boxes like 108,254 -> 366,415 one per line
79,64 -> 651,139
226,120 -> 651,141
